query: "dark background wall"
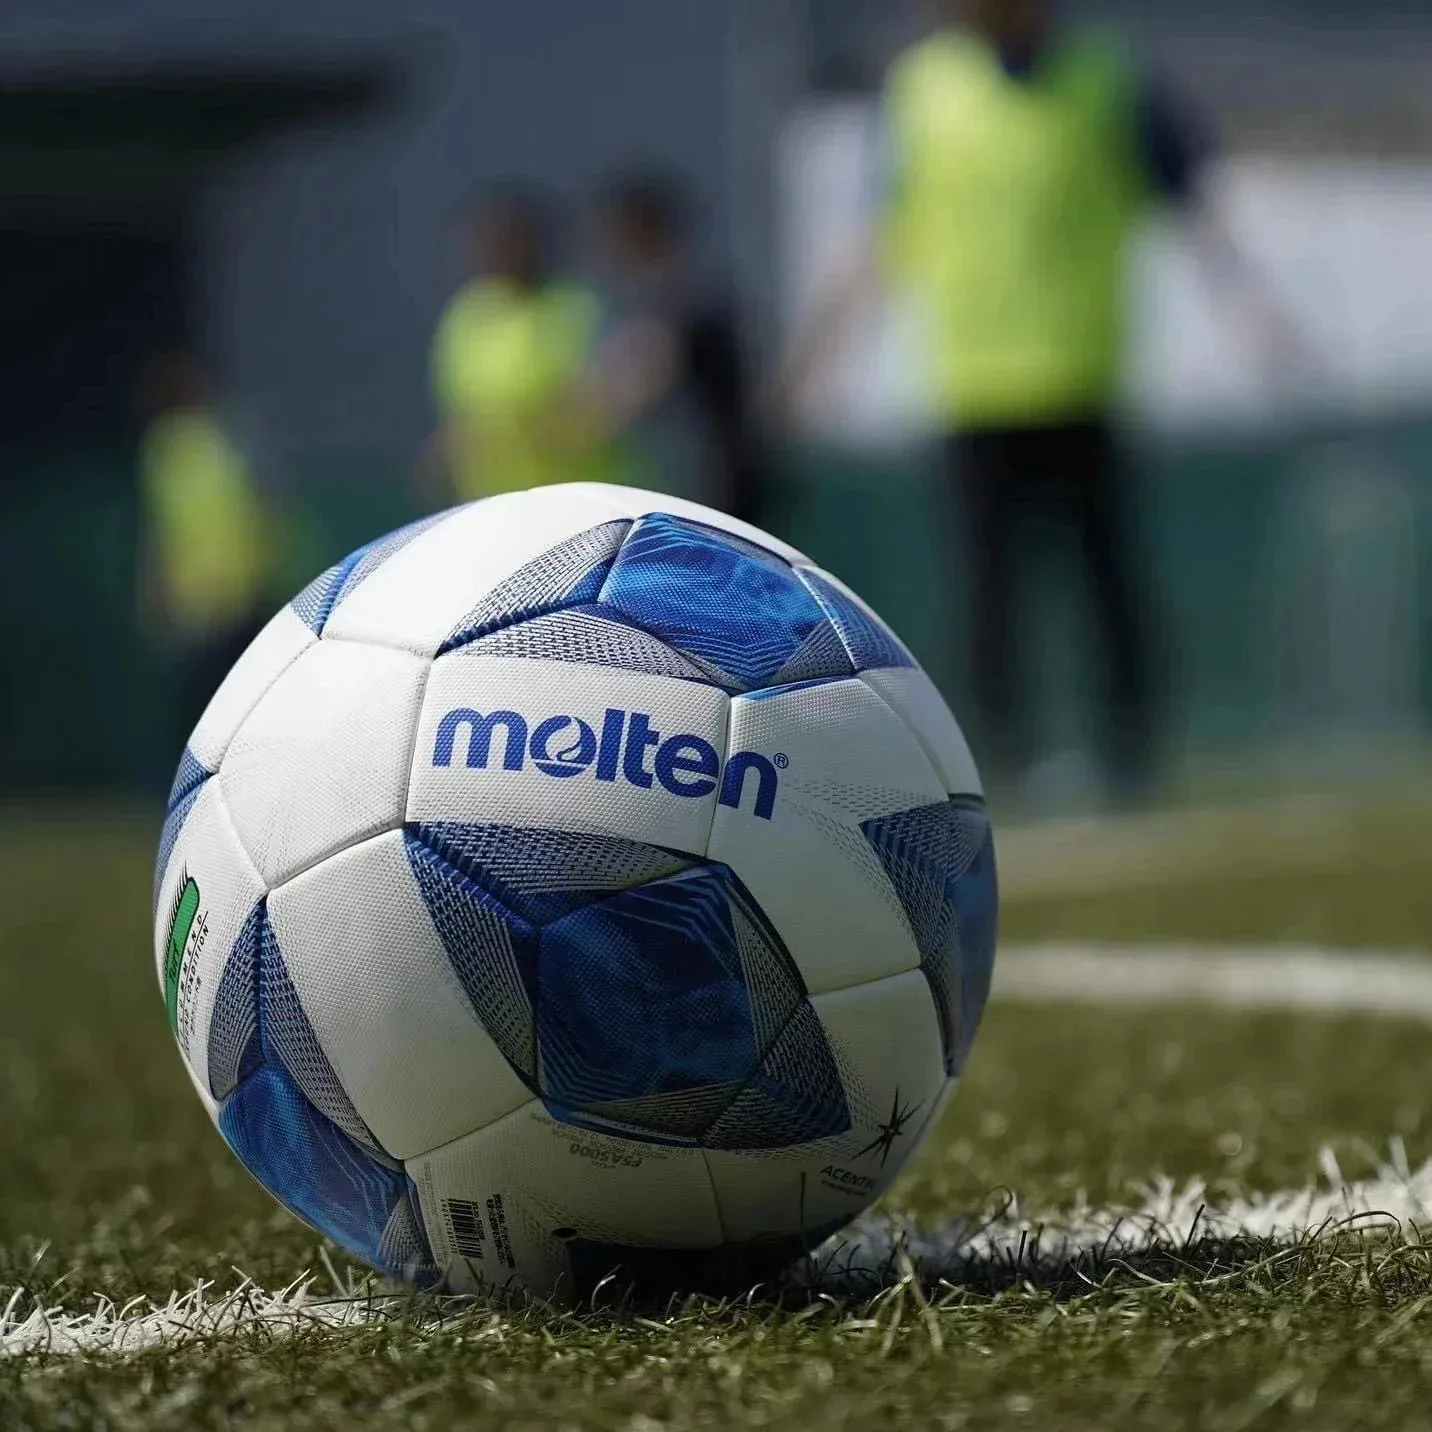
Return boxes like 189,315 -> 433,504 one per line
0,0 -> 735,465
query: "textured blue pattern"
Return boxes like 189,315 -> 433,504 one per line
538,867 -> 754,1111
153,765 -> 210,915
742,678 -> 853,704
211,898 -> 437,1283
377,1189 -> 437,1287
799,569 -> 915,673
704,1000 -> 850,1150
290,557 -> 350,634
166,746 -> 211,813
768,620 -> 856,688
406,830 -> 543,1086
455,606 -> 722,686
330,512 -> 447,610
441,520 -> 631,653
410,822 -> 691,926
207,904 -> 263,1101
861,800 -> 998,1076
405,820 -> 850,1151
291,512 -> 446,635
218,1065 -> 432,1282
433,516 -> 891,693
597,515 -> 838,691
256,904 -> 379,1151
207,901 -> 379,1149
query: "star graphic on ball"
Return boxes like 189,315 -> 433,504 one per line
854,1088 -> 923,1169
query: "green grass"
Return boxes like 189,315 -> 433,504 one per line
1004,862 -> 1432,949
14,1247 -> 1432,1432
1001,792 -> 1432,949
3,802 -> 1432,1429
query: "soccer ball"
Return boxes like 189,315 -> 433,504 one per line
153,484 -> 997,1298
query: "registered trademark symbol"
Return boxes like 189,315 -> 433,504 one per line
774,753 -> 790,770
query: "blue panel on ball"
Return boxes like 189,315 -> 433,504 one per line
218,1064 -> 432,1282
405,829 -> 543,1087
767,620 -> 856,688
409,822 -> 852,1152
410,822 -> 692,926
290,559 -> 348,634
703,1000 -> 850,1151
153,753 -> 211,915
291,512 -> 446,635
207,904 -> 263,1102
538,866 -> 756,1111
861,799 -> 998,1075
328,512 -> 448,614
441,520 -> 632,653
596,514 -> 840,691
453,606 -> 722,687
377,1185 -> 440,1288
798,568 -> 916,673
166,745 -> 211,813
256,902 -> 381,1153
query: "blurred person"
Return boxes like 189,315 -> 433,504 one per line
428,186 -> 601,503
781,0 -> 1298,804
137,350 -> 272,752
584,169 -> 767,524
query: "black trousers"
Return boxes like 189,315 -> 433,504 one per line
947,420 -> 1156,796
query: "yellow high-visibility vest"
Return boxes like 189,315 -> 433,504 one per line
883,28 -> 1147,428
139,408 -> 268,634
431,278 -> 601,499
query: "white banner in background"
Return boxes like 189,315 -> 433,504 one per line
777,99 -> 1432,444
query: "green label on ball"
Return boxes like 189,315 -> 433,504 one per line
164,876 -> 201,1036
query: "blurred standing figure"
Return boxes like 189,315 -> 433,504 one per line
784,0 -> 1287,803
137,351 -> 271,749
429,187 -> 600,502
587,171 -> 766,523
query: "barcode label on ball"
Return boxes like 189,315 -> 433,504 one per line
443,1199 -> 487,1260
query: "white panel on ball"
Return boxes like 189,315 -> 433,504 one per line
565,482 -> 812,566
219,640 -> 429,888
187,606 -> 315,773
407,1101 -> 724,1297
860,668 -> 983,797
267,831 -> 534,1159
703,970 -> 945,1244
707,679 -> 943,996
410,655 -> 729,856
323,488 -> 626,658
153,781 -> 266,1115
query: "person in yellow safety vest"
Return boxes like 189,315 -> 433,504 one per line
429,187 -> 606,502
137,351 -> 272,750
781,0 -> 1303,807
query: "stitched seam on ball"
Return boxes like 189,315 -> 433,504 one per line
401,652 -> 440,823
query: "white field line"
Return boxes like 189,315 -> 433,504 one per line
6,1147 -> 1432,1356
995,943 -> 1432,1019
809,1143 -> 1432,1293
6,941 -> 1432,1358
0,1277 -> 394,1359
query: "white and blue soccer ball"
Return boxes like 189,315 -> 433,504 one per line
153,484 -> 997,1298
